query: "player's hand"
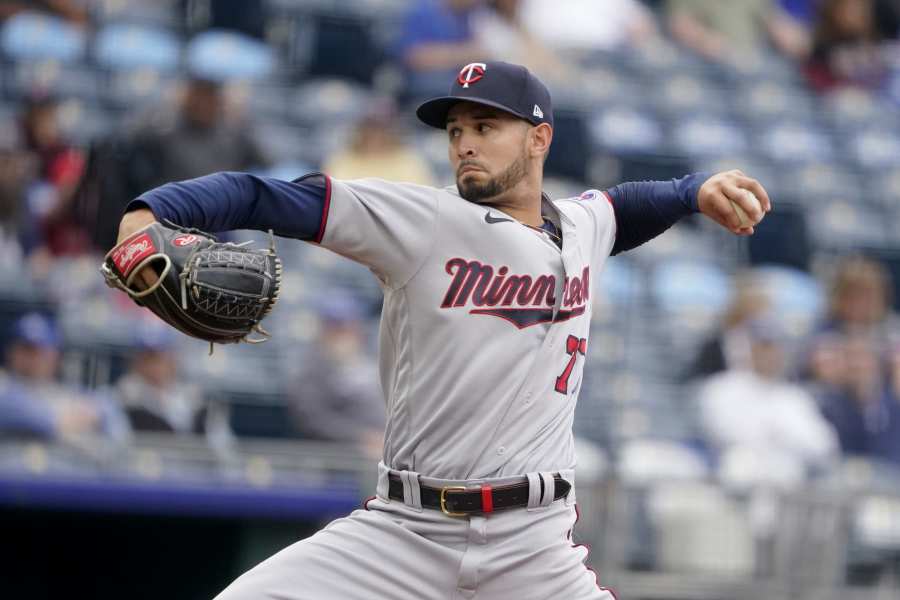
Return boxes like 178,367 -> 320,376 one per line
114,208 -> 160,289
697,170 -> 771,236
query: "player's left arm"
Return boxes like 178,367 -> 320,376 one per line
605,170 -> 771,256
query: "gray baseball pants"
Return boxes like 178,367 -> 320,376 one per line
214,464 -> 616,600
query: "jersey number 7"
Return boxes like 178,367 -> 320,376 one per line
555,335 -> 587,394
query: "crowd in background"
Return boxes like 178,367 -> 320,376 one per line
1,1 -> 900,495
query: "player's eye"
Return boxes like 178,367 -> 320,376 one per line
448,127 -> 461,138
477,123 -> 492,133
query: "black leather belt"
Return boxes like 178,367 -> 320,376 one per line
388,473 -> 570,516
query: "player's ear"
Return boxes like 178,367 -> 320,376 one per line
528,123 -> 552,160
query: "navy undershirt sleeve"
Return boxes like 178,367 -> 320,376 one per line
606,172 -> 710,256
126,171 -> 328,241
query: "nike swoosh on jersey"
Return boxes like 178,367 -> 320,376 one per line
484,212 -> 514,224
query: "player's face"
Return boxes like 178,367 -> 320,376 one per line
446,103 -> 531,204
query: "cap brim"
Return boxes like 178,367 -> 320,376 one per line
416,96 -> 530,129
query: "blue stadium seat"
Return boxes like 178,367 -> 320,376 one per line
103,68 -> 180,109
756,120 -> 835,164
822,87 -> 900,133
671,116 -> 749,158
291,78 -> 372,127
552,66 -> 636,112
186,30 -> 275,82
653,74 -> 731,119
650,259 -> 732,346
92,0 -> 181,28
806,198 -> 889,250
3,60 -> 102,102
736,83 -> 817,126
783,161 -> 866,206
252,120 -> 318,164
54,99 -> 116,144
589,106 -> 665,154
865,165 -> 900,210
596,257 -> 644,308
239,80 -> 296,123
752,265 -> 825,335
94,24 -> 180,72
0,12 -> 85,62
849,129 -> 900,171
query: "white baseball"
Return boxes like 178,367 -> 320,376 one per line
731,190 -> 762,228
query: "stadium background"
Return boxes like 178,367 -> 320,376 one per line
1,1 -> 900,598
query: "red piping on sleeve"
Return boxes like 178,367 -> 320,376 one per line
602,190 -> 615,210
314,174 -> 332,244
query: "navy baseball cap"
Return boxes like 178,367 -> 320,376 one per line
416,61 -> 553,130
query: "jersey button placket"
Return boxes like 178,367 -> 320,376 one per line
496,446 -> 506,456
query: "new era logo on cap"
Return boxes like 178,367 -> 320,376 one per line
416,61 -> 554,130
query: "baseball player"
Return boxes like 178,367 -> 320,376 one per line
114,61 -> 770,599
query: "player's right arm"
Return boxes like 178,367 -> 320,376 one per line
114,171 -> 439,289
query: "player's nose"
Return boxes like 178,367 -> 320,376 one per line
454,129 -> 478,159
456,139 -> 477,159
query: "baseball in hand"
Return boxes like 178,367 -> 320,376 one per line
731,190 -> 762,228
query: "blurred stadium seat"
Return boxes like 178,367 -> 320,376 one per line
186,29 -> 276,82
0,12 -> 85,63
94,23 -> 180,72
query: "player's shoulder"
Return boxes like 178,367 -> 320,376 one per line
331,177 -> 458,204
550,188 -> 614,221
553,189 -> 611,206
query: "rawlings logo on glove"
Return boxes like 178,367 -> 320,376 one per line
101,222 -> 282,346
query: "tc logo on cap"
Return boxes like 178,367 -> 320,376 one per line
458,62 -> 487,88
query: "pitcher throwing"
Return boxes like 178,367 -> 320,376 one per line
112,61 -> 770,599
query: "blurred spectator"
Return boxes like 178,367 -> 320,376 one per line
685,272 -> 771,380
113,324 -> 232,448
20,96 -> 90,258
128,78 -> 268,191
517,0 -> 659,55
698,318 -> 838,487
81,78 -> 268,251
805,256 -> 899,386
322,98 -> 434,185
815,256 -> 897,338
805,0 -> 888,92
667,0 -> 811,68
396,0 -> 487,98
818,334 -> 900,464
288,294 -> 384,458
0,313 -> 125,441
471,0 -> 577,83
802,257 -> 900,464
0,117 -> 32,261
0,0 -> 87,24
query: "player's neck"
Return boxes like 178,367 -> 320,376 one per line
487,175 -> 544,227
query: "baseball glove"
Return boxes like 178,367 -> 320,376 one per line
100,221 -> 282,346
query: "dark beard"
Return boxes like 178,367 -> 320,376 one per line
457,154 -> 528,203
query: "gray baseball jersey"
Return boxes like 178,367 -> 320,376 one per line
318,178 -> 615,480
213,179 -> 619,600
